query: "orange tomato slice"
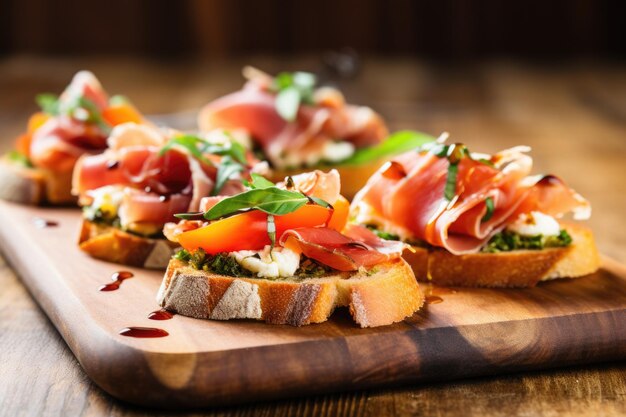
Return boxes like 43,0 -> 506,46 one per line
27,112 -> 51,133
102,103 -> 143,126
177,200 -> 347,254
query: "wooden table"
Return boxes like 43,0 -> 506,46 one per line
0,56 -> 624,416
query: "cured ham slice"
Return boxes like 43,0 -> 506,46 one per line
198,72 -> 388,168
353,143 -> 590,255
118,189 -> 192,230
280,227 -> 403,271
29,71 -> 110,171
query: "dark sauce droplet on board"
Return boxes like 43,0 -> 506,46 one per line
148,309 -> 175,320
32,217 -> 58,228
99,271 -> 134,292
158,195 -> 170,202
119,327 -> 169,338
425,295 -> 444,305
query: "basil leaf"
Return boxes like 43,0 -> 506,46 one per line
174,211 -> 205,220
308,195 -> 331,208
159,135 -> 213,165
481,197 -> 495,222
267,214 -> 276,249
340,130 -> 435,166
205,188 -> 308,220
36,94 -> 60,115
212,156 -> 244,196
444,163 -> 458,201
6,150 -> 32,168
275,86 -> 301,122
109,95 -> 130,106
249,173 -> 275,189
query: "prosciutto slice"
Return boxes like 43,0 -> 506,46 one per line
29,71 -> 109,171
280,226 -> 404,271
198,74 -> 388,168
353,144 -> 590,255
74,123 -> 256,231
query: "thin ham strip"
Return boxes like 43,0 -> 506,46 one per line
280,227 -> 402,271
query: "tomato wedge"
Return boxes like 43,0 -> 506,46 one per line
102,103 -> 143,126
177,200 -> 348,254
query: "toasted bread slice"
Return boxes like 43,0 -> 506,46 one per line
403,223 -> 600,288
78,219 -> 178,269
0,157 -> 75,205
157,257 -> 423,327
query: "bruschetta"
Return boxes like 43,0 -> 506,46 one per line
157,170 -> 424,327
350,135 -> 600,287
0,71 -> 143,205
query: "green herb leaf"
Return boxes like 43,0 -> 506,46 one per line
205,187 -> 308,220
275,86 -> 301,122
36,94 -> 60,115
212,156 -> 244,196
267,214 -> 276,249
6,150 -> 32,168
444,162 -> 459,201
173,211 -> 205,220
249,173 -> 275,189
108,95 -> 130,106
271,71 -> 317,121
307,195 -> 331,208
159,135 -> 212,164
173,249 -> 191,262
340,130 -> 435,166
481,197 -> 495,223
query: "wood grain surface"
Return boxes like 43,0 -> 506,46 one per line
1,56 -> 625,416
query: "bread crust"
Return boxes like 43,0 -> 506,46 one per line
78,219 -> 178,269
157,258 -> 424,327
0,157 -> 75,205
403,223 -> 600,288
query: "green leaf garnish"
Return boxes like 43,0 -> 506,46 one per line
271,71 -> 317,122
307,195 -> 331,208
482,229 -> 572,253
212,156 -> 244,196
275,86 -> 302,122
173,211 -> 205,220
444,163 -> 458,201
248,173 -> 275,189
36,94 -> 60,115
267,214 -> 276,249
481,197 -> 495,222
159,135 -> 212,164
204,187 -> 309,220
340,130 -> 435,166
6,150 -> 32,168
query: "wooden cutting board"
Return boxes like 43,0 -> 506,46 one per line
0,200 -> 624,409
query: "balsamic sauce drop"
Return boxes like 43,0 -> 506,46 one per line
32,217 -> 58,228
425,295 -> 444,305
148,309 -> 175,320
119,327 -> 169,338
99,271 -> 134,292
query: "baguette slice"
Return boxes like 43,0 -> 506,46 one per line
157,257 -> 423,327
78,219 -> 178,269
0,157 -> 75,205
403,223 -> 600,288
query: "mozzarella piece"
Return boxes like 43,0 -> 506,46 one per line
84,185 -> 125,218
507,211 -> 560,237
230,246 -> 301,278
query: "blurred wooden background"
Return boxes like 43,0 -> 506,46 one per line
0,0 -> 624,59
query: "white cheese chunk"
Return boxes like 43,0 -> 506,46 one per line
507,211 -> 560,237
230,246 -> 300,278
84,185 -> 125,219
